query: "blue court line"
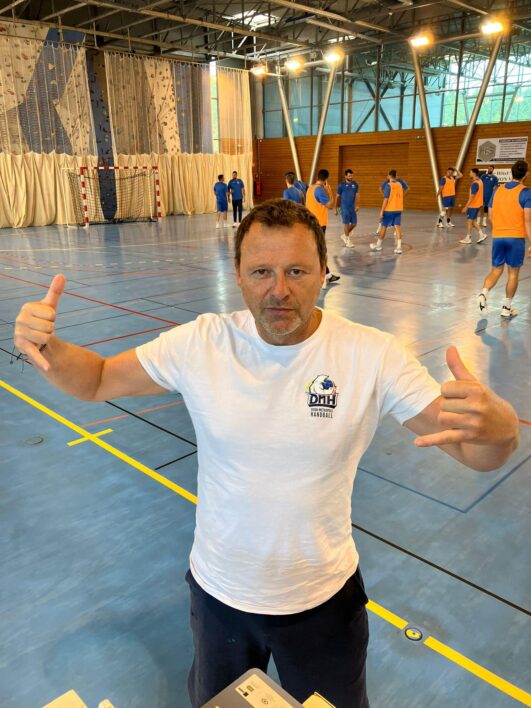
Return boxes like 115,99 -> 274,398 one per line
463,453 -> 531,513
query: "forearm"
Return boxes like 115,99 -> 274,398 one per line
439,436 -> 519,472
39,335 -> 105,401
381,199 -> 388,212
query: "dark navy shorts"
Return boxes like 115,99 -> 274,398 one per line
186,567 -> 370,708
442,196 -> 455,208
341,208 -> 357,225
467,207 -> 480,220
382,211 -> 401,227
492,238 -> 525,268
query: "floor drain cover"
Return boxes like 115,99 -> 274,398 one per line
24,435 -> 45,446
405,626 -> 423,642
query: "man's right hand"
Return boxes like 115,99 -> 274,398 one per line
14,274 -> 65,372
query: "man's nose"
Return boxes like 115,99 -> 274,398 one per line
270,273 -> 290,299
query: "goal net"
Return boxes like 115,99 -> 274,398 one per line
66,166 -> 161,226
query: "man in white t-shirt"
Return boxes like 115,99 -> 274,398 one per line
14,200 -> 520,708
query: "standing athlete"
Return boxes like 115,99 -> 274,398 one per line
478,160 -> 531,318
459,169 -> 487,245
371,170 -> 408,254
228,171 -> 246,228
214,174 -> 229,229
437,167 -> 463,228
480,165 -> 499,228
13,199 -> 519,708
335,169 -> 359,249
283,172 -> 304,204
306,169 -> 340,286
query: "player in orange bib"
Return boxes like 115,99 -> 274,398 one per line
436,167 -> 462,228
459,168 -> 487,244
478,160 -> 531,318
370,169 -> 409,254
306,169 -> 340,287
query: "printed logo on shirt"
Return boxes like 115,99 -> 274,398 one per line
306,375 -> 338,418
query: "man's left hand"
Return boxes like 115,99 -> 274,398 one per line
415,346 -> 519,449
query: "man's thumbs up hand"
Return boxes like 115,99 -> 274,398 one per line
415,346 -> 519,450
13,275 -> 66,372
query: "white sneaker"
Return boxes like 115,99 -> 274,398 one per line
459,236 -> 472,244
232,223 -> 237,228
447,221 -> 455,227
344,237 -> 355,248
370,242 -> 383,251
437,220 -> 445,228
482,219 -> 488,228
478,293 -> 488,314
340,233 -> 347,245
500,306 -> 518,318
215,223 -> 220,229
394,245 -> 402,254
477,232 -> 487,244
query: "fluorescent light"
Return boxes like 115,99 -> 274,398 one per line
251,64 -> 267,76
409,34 -> 431,48
324,49 -> 344,63
481,19 -> 505,35
285,57 -> 304,71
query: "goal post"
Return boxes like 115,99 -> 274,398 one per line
66,165 -> 162,227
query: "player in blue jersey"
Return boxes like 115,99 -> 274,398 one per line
294,177 -> 308,197
228,171 -> 246,227
283,172 -> 304,204
214,175 -> 229,229
335,169 -> 359,248
481,165 -> 499,228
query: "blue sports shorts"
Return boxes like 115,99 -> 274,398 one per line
492,238 -> 525,268
466,207 -> 480,220
216,200 -> 228,213
442,196 -> 455,208
341,208 -> 357,225
382,211 -> 402,227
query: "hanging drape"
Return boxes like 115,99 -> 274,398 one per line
0,27 -> 254,227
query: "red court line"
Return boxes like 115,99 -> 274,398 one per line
0,273 -> 180,325
81,325 -> 172,348
83,399 -> 184,427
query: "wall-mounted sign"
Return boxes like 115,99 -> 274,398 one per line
476,137 -> 528,164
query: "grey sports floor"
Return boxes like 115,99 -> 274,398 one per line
0,209 -> 530,708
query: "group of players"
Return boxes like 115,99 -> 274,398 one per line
213,160 -> 530,317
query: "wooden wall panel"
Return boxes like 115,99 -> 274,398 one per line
253,121 -> 531,211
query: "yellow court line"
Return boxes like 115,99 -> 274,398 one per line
1,378 -> 530,705
68,428 -> 114,446
0,380 -> 197,505
424,637 -> 531,706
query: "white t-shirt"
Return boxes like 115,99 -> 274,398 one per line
136,309 -> 440,614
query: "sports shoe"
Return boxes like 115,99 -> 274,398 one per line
344,237 -> 355,248
437,219 -> 445,228
482,219 -> 488,228
459,236 -> 472,244
478,293 -> 487,314
500,306 -> 518,318
232,223 -> 237,228
327,273 -> 341,284
477,232 -> 487,244
340,233 -> 347,245
370,242 -> 383,251
447,220 -> 455,227
215,223 -> 220,229
394,246 -> 402,254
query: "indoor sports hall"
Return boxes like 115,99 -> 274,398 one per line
0,2 -> 529,707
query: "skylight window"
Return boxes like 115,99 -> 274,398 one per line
227,11 -> 277,29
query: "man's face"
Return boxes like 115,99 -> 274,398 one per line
345,172 -> 353,182
447,169 -> 454,177
470,170 -> 476,179
233,172 -> 237,179
235,222 -> 326,345
488,166 -> 494,174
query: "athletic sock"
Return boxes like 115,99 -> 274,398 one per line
504,298 -> 512,309
377,238 -> 383,247
481,287 -> 489,297
396,239 -> 402,248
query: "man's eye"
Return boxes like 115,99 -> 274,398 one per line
252,269 -> 269,277
289,269 -> 304,276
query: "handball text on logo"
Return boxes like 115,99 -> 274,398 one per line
306,375 -> 339,418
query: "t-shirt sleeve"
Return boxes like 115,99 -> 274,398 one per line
400,179 -> 408,190
136,322 -> 196,393
378,336 -> 440,424
336,183 -> 343,196
471,182 -> 479,195
283,188 -> 289,199
315,186 -> 329,205
520,188 -> 531,209
440,177 -> 446,186
493,176 -> 499,186
383,184 -> 391,198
